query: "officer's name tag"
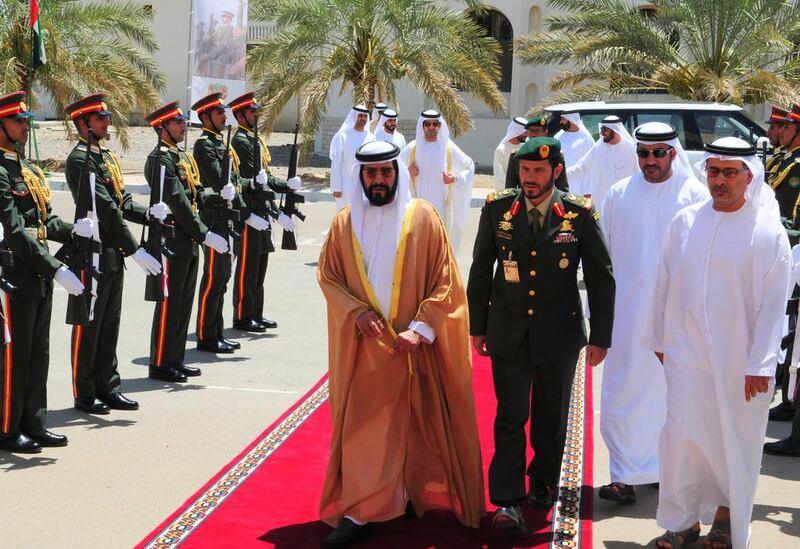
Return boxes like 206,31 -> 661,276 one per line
503,260 -> 520,283
554,232 -> 578,244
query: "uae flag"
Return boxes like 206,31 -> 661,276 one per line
31,0 -> 46,68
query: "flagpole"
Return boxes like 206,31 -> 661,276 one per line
184,0 -> 196,150
28,2 -> 41,165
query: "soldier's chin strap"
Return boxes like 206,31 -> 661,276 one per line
0,119 -> 19,149
161,125 -> 179,148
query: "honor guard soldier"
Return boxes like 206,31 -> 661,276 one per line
770,103 -> 800,221
228,91 -> 300,332
192,92 -> 269,352
64,93 -> 163,413
0,92 -> 86,453
467,137 -> 615,536
765,105 -> 789,176
144,101 -> 228,382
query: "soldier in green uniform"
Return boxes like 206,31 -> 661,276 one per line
0,92 -> 86,453
192,92 -> 269,352
768,103 -> 800,221
64,93 -> 163,413
505,116 -> 569,192
765,105 -> 788,177
144,101 -> 228,382
228,91 -> 300,332
467,137 -> 615,536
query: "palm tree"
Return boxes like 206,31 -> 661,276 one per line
248,0 -> 506,148
517,0 -> 800,108
0,0 -> 166,149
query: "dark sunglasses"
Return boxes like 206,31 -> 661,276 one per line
363,167 -> 396,178
636,147 -> 672,159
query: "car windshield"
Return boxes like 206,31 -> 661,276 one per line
694,113 -> 760,144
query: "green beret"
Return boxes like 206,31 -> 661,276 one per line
516,136 -> 561,161
526,115 -> 547,128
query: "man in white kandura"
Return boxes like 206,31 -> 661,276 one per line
567,115 -> 637,207
400,110 -> 474,252
598,122 -> 709,506
366,108 -> 406,150
644,137 -> 790,549
329,105 -> 370,210
555,110 -> 594,168
493,116 -> 529,190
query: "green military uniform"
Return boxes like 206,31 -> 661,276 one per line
228,93 -> 292,329
467,137 -> 614,506
192,93 -> 251,346
0,94 -> 73,441
144,102 -> 210,379
64,94 -> 148,403
767,144 -> 800,221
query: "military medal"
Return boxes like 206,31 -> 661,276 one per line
564,211 -> 578,220
499,220 -> 513,231
503,211 -> 513,221
502,251 -> 520,283
560,219 -> 574,232
559,257 -> 570,269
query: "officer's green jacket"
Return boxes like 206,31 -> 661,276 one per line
231,127 -> 291,250
0,148 -> 72,296
65,140 -> 147,273
144,141 -> 209,257
192,128 -> 249,227
767,144 -> 800,221
467,187 -> 615,362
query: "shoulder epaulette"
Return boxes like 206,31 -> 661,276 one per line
486,188 -> 515,204
564,193 -> 593,210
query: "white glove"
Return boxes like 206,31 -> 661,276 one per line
132,248 -> 162,276
203,231 -> 229,254
272,212 -> 296,232
149,202 -> 170,221
220,182 -> 236,201
73,218 -> 94,239
245,213 -> 269,231
287,176 -> 302,191
255,170 -> 269,186
54,265 -> 84,296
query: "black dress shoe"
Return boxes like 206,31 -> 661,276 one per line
100,393 -> 139,410
27,430 -> 68,447
148,365 -> 188,382
176,364 -> 202,377
0,433 -> 41,454
492,505 -> 527,538
233,319 -> 266,333
197,339 -> 235,354
769,401 -> 795,421
257,317 -> 278,329
526,485 -> 554,508
221,338 -> 241,350
764,437 -> 800,456
321,518 -> 373,549
74,396 -> 111,415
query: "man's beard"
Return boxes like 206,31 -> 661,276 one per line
602,133 -> 613,143
523,174 -> 555,200
363,182 -> 398,206
560,122 -> 570,131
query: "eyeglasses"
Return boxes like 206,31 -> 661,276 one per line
705,167 -> 750,178
636,148 -> 672,159
423,121 -> 441,128
363,167 -> 396,178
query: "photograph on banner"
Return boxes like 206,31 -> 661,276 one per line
190,0 -> 247,123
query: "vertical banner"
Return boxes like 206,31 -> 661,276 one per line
190,0 -> 248,123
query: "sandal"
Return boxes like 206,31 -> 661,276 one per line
703,525 -> 732,548
599,482 -> 636,504
654,526 -> 701,548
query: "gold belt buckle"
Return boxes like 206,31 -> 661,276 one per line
38,226 -> 46,241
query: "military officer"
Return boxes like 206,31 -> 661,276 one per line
769,103 -> 800,220
505,117 -> 569,192
467,137 -> 615,536
192,92 -> 270,352
144,101 -> 228,382
64,93 -> 163,413
228,91 -> 299,332
0,91 -> 86,453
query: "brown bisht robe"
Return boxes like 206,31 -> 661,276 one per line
318,199 -> 484,528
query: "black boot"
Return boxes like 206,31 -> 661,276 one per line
321,518 -> 373,549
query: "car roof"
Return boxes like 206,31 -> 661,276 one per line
545,101 -> 742,112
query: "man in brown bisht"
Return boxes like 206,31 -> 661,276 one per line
317,140 -> 484,548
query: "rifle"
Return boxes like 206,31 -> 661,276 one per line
0,249 -> 15,348
213,125 -> 241,254
280,124 -> 305,250
60,129 -> 102,326
252,114 -> 280,223
143,144 -> 176,302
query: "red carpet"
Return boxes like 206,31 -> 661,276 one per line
136,351 -> 593,549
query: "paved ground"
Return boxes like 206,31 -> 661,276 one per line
1,189 -> 798,547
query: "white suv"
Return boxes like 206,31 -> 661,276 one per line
545,101 -> 769,168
